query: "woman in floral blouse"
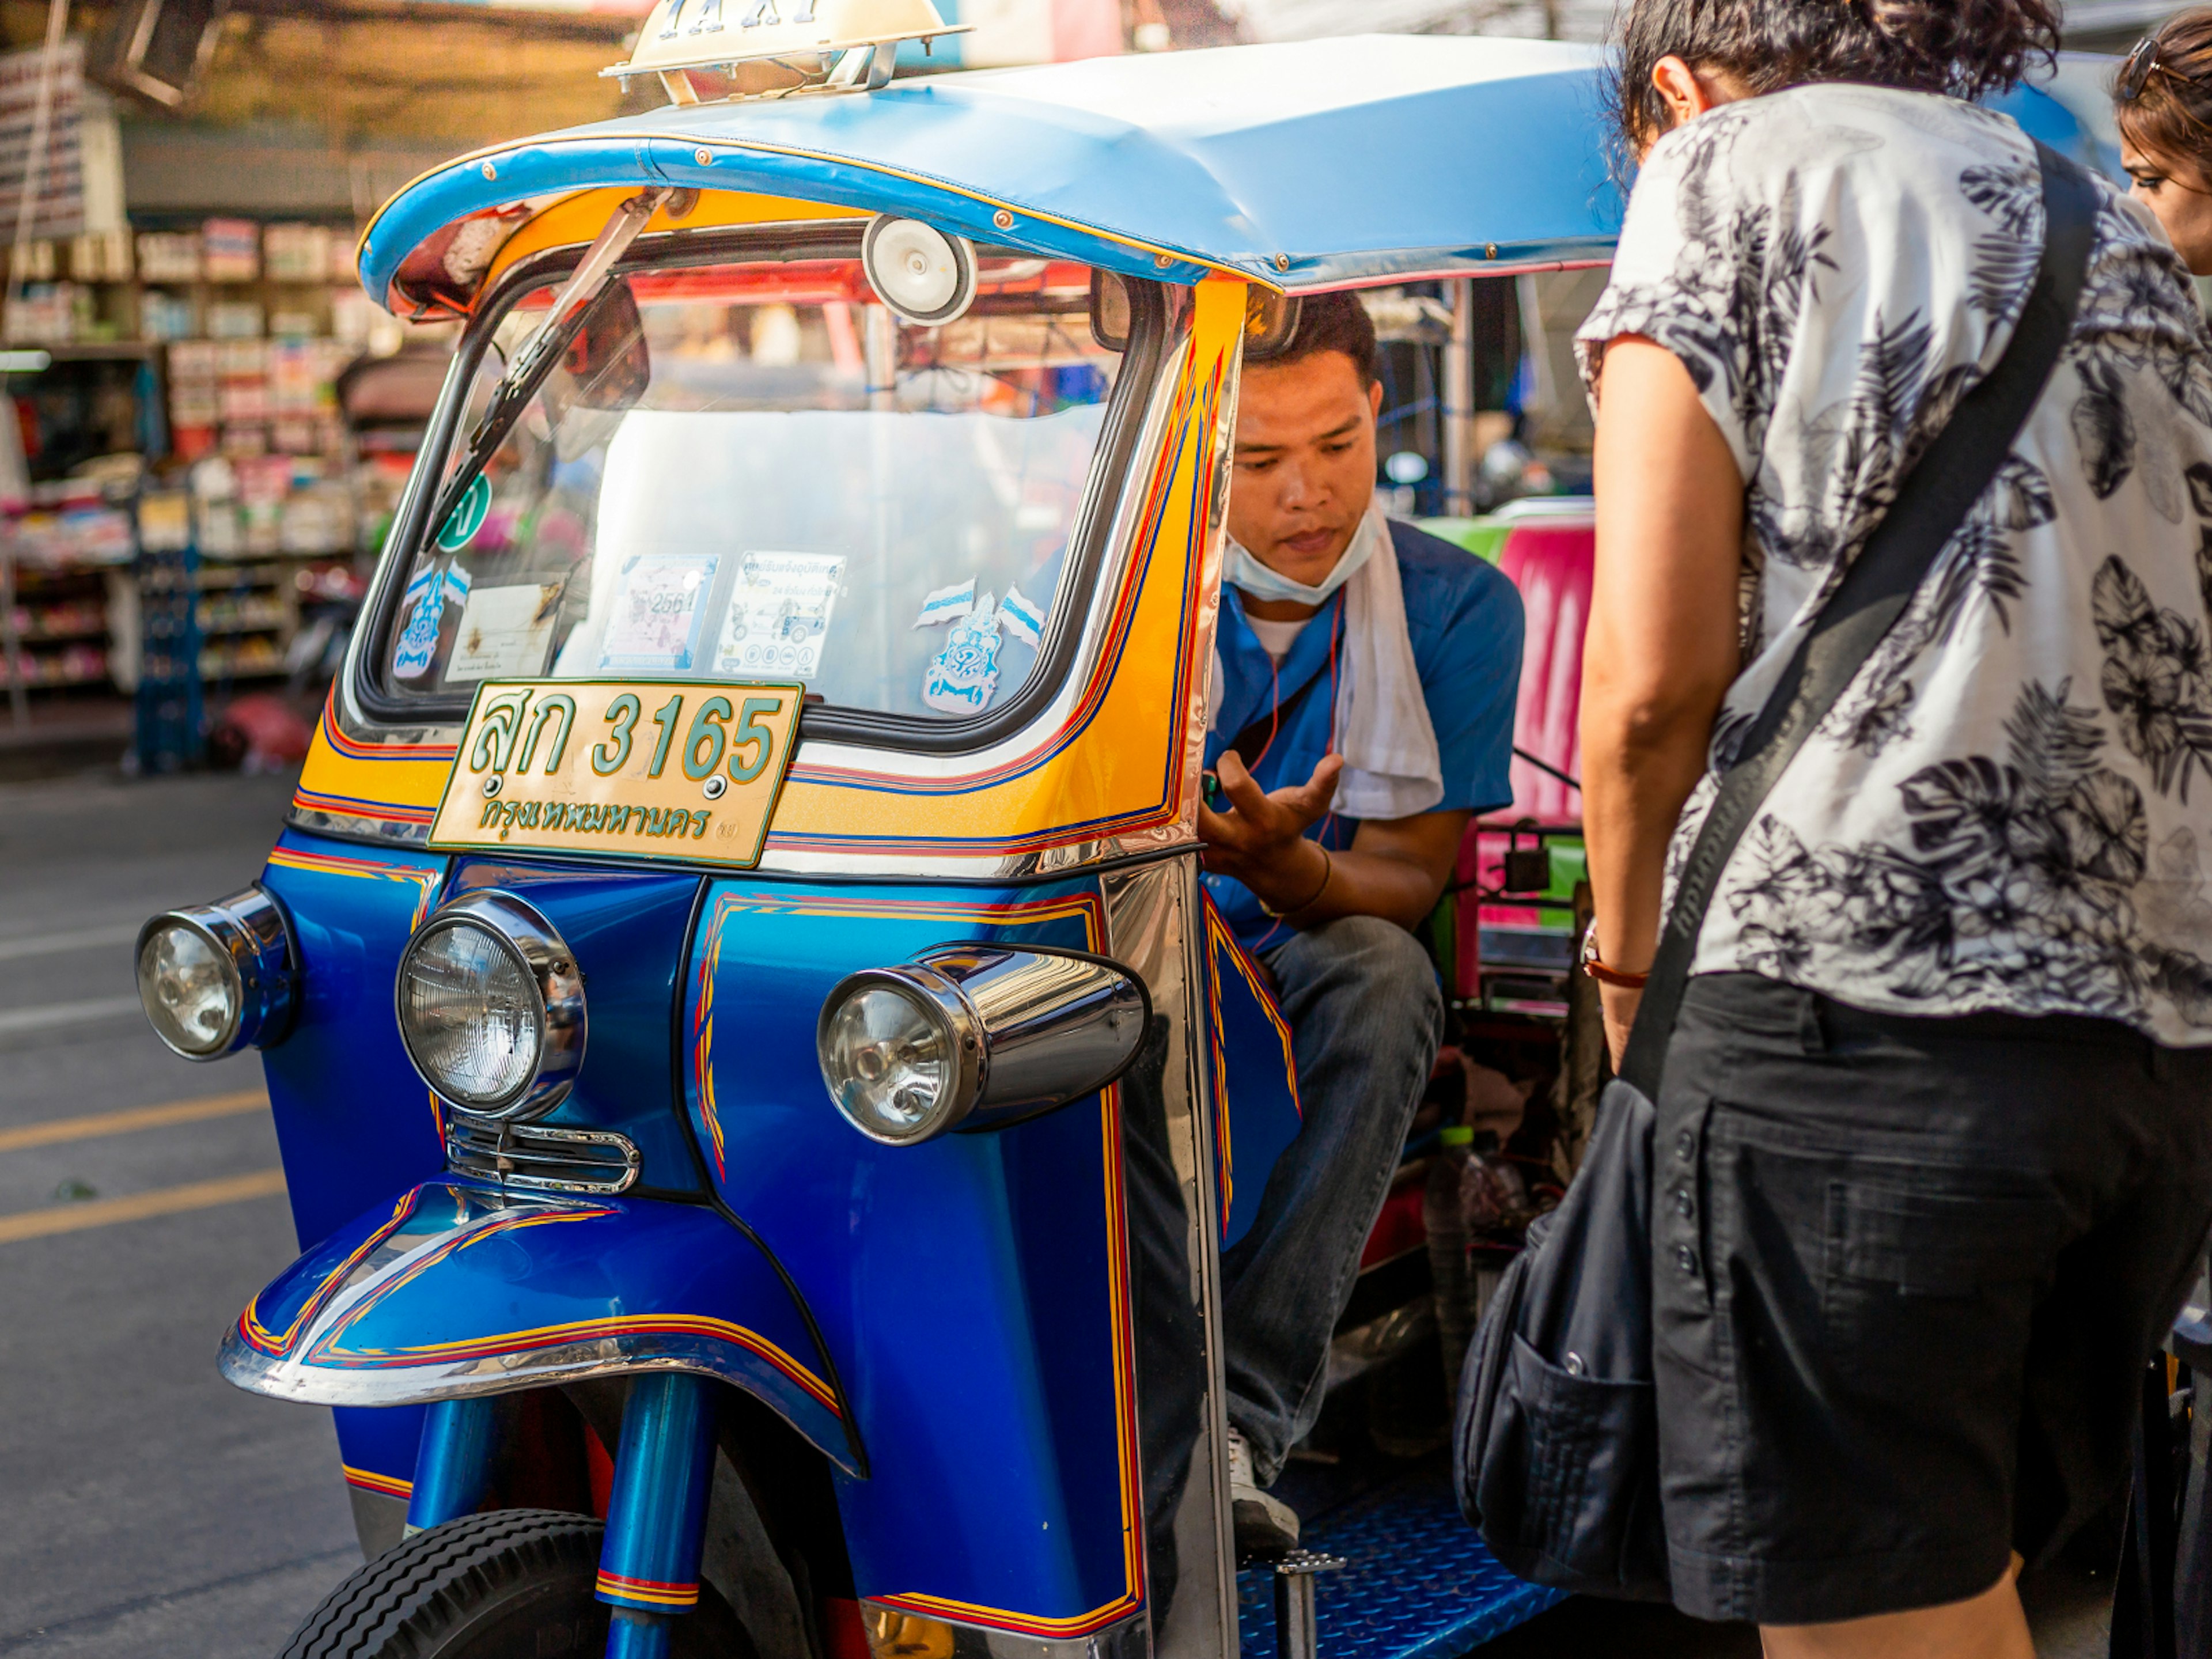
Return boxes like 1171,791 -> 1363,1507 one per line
1577,0 -> 2212,1652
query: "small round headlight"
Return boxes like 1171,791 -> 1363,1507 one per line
139,919 -> 242,1056
136,886 -> 296,1060
396,892 -> 583,1120
818,946 -> 1149,1146
817,968 -> 980,1147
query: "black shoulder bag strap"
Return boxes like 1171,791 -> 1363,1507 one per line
1616,142 -> 2101,1098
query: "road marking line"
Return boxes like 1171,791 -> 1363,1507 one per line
0,1089 -> 267,1153
0,921 -> 140,962
0,994 -> 142,1036
0,1168 -> 287,1245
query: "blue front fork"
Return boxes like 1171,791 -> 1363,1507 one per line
598,1374 -> 721,1657
404,1376 -> 720,1659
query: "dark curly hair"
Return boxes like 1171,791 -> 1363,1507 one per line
2113,7 -> 2212,191
1612,0 -> 2061,152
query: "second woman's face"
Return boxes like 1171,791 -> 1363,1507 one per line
2124,137 -> 2212,274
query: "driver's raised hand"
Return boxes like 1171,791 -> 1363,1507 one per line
1198,749 -> 1344,916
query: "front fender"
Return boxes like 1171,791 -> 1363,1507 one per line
219,1180 -> 855,1473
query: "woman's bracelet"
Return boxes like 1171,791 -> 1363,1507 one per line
1581,917 -> 1650,988
1262,843 -> 1332,919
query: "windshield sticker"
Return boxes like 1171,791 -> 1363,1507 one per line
449,582 -> 563,683
597,552 -> 719,673
913,578 -> 975,629
435,472 -> 493,554
923,590 -> 1001,715
392,563 -> 473,680
997,585 -> 1046,649
714,551 -> 844,680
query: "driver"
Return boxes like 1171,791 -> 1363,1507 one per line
1201,292 -> 1524,1551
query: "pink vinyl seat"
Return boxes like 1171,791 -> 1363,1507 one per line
1450,512 -> 1594,1005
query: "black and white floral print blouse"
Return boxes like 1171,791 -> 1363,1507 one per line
1577,82 -> 2212,1046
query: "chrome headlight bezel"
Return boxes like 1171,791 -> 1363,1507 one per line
136,885 -> 297,1060
817,945 -> 1149,1147
395,890 -> 585,1122
815,964 -> 986,1147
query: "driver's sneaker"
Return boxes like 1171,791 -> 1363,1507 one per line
1225,1424 -> 1300,1556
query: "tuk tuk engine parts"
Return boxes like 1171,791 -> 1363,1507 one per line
817,944 -> 1149,1146
135,885 -> 298,1059
394,890 -> 586,1122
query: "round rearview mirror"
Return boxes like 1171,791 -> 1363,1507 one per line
862,215 -> 978,327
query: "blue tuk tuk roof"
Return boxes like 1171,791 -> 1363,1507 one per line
358,35 -> 1627,308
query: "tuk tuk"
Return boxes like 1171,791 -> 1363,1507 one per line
130,11 -> 1626,1657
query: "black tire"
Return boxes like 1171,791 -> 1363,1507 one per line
278,1508 -> 754,1659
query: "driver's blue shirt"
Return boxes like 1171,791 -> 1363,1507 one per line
1203,518 -> 1524,957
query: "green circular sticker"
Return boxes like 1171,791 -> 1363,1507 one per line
436,473 -> 491,552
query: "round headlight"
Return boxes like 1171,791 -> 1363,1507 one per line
818,946 -> 1149,1146
817,969 -> 981,1147
136,887 -> 296,1060
139,919 -> 242,1056
396,892 -> 583,1120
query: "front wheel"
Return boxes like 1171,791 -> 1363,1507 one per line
279,1508 -> 753,1658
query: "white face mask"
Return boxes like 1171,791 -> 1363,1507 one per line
1224,507 -> 1379,605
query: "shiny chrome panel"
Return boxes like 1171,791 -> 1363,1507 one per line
135,884 -> 298,1059
444,1115 -> 641,1195
395,889 -> 585,1122
1100,855 -> 1234,1659
859,1603 -> 1150,1659
927,944 -> 1150,1122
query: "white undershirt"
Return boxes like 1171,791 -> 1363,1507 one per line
1245,614 -> 1306,666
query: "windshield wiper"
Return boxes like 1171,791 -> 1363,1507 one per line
424,187 -> 670,546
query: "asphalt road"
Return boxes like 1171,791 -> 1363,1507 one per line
0,770 -> 357,1658
0,767 -> 2124,1658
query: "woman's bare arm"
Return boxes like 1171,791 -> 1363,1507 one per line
1581,337 -> 1746,1061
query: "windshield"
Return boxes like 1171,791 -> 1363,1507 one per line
370,247 -> 1140,726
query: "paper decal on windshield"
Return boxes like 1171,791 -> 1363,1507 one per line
923,589 -> 1001,715
392,563 -> 472,680
597,552 -> 718,673
913,578 -> 975,629
714,551 -> 843,680
450,582 -> 563,683
997,584 -> 1045,649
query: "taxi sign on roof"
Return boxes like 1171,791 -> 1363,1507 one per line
604,0 -> 965,88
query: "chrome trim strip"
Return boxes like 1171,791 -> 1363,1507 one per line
1100,856 -> 1234,1659
287,805 -> 434,847
445,1117 -> 642,1195
224,1317 -> 787,1411
859,1601 -> 1150,1659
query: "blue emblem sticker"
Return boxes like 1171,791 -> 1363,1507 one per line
392,563 -> 473,681
922,589 -> 1001,714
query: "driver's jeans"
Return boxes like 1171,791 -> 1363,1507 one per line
1223,914 -> 1444,1486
